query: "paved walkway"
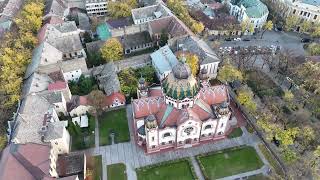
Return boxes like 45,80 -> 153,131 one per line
217,165 -> 270,180
190,156 -> 205,180
86,106 -> 269,180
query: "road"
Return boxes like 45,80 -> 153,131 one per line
219,31 -> 306,57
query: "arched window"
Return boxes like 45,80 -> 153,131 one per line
204,125 -> 212,130
163,132 -> 171,138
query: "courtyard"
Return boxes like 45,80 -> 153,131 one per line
99,108 -> 130,146
136,159 -> 195,180
197,146 -> 264,179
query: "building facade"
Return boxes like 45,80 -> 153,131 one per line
289,0 -> 320,23
225,0 -> 269,30
85,0 -> 108,16
132,62 -> 236,154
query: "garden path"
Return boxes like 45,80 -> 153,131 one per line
190,156 -> 205,180
216,165 -> 270,180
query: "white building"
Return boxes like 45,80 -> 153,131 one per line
131,3 -> 172,24
85,0 -> 108,16
225,0 -> 269,30
133,62 -> 236,154
289,0 -> 320,23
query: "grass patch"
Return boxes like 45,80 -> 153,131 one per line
87,155 -> 102,180
107,163 -> 127,180
99,108 -> 130,146
68,114 -> 95,150
258,143 -> 284,177
136,159 -> 195,180
228,127 -> 243,138
197,146 -> 264,179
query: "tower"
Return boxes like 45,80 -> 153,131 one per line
145,115 -> 159,153
137,76 -> 148,98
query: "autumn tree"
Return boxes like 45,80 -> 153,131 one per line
311,24 -> 320,37
118,68 -> 138,97
87,90 -> 105,115
283,90 -> 294,102
236,86 -> 257,113
15,2 -> 44,33
307,43 -> 320,56
217,60 -> 243,83
177,53 -> 199,76
107,0 -> 137,18
261,20 -> 273,39
0,135 -> 6,150
191,21 -> 205,34
284,15 -> 299,31
300,21 -> 312,33
295,61 -> 320,94
100,38 -> 123,62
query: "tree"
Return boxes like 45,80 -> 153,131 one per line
159,31 -> 169,47
283,90 -> 294,102
240,20 -> 250,35
237,87 -> 257,113
276,127 -> 299,147
307,43 -> 320,56
298,126 -> 315,148
295,61 -> 320,94
134,66 -> 156,83
261,21 -> 273,39
118,68 -> 138,97
0,135 -> 7,150
217,60 -> 243,83
300,21 -> 312,33
100,38 -> 123,62
177,53 -> 199,76
285,16 -> 299,31
282,147 -> 297,163
191,21 -> 205,34
108,1 -> 132,18
87,90 -> 105,115
311,24 -> 320,37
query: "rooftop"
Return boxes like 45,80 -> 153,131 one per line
150,45 -> 179,74
302,0 -> 320,6
57,153 -> 85,178
121,31 -> 152,48
107,17 -> 133,29
131,3 -> 171,21
0,143 -> 51,180
232,0 -> 268,18
148,16 -> 191,37
44,0 -> 68,18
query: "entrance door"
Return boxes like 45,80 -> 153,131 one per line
185,138 -> 192,144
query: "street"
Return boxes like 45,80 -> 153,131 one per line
218,31 -> 306,57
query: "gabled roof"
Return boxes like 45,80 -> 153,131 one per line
150,45 -> 178,74
44,0 -> 68,18
131,3 -> 171,21
176,36 -> 220,64
232,0 -> 268,18
148,16 -> 190,37
0,143 -> 51,180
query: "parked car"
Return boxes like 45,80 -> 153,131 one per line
301,38 -> 311,43
225,38 -> 232,41
242,38 -> 250,41
234,37 -> 241,41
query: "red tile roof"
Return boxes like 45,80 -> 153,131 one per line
48,81 -> 67,91
148,88 -> 163,97
103,92 -> 126,107
133,85 -> 228,127
0,143 -> 51,180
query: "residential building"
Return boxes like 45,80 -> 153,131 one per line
67,92 -> 126,117
0,143 -> 86,180
225,0 -> 269,29
190,4 -> 241,36
9,92 -> 70,155
44,0 -> 69,21
85,0 -> 107,16
121,31 -> 154,54
0,143 -> 59,179
150,45 -> 179,81
132,62 -> 236,154
38,21 -> 80,43
289,0 -> 320,23
174,36 -> 221,78
91,62 -> 121,95
131,3 -> 172,24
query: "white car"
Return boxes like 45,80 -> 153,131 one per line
234,38 -> 241,41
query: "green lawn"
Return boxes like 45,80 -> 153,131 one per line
228,127 -> 243,138
107,163 -> 127,180
68,114 -> 95,150
136,160 -> 195,180
198,146 -> 264,179
99,108 -> 130,146
258,144 -> 284,177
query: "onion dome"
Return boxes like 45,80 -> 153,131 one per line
162,63 -> 200,100
199,68 -> 209,80
173,62 -> 192,79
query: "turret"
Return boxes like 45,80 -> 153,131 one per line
137,76 -> 148,98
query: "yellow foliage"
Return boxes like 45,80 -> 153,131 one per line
177,53 -> 199,76
100,38 -> 123,62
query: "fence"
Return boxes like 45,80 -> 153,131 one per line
228,87 -> 288,179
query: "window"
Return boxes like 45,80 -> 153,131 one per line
184,127 -> 194,135
163,132 -> 171,138
194,138 -> 197,141
179,141 -> 183,144
55,142 -> 58,145
161,142 -> 165,145
169,140 -> 173,144
218,132 -> 223,135
314,15 -> 318,19
204,125 -> 212,130
202,134 -> 205,137
221,123 -> 224,128
151,137 -> 154,141
152,145 -> 156,148
304,12 -> 307,16
208,133 -> 212,136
